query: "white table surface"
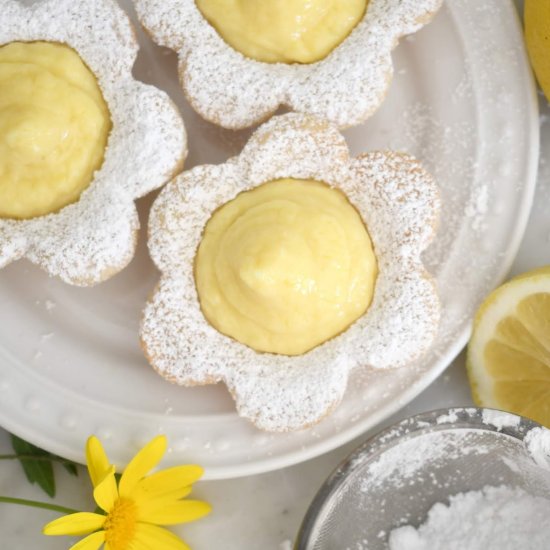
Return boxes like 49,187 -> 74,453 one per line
2,2 -> 550,549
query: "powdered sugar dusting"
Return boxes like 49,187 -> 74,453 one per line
134,0 -> 442,129
524,427 -> 550,471
362,430 -> 490,489
0,0 -> 186,285
481,409 -> 521,431
389,486 -> 550,550
436,411 -> 459,424
141,113 -> 440,431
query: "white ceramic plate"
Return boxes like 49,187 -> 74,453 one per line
0,0 -> 538,479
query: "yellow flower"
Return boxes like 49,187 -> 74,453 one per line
43,435 -> 210,550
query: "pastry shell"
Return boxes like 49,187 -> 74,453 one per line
0,0 -> 186,285
141,113 -> 441,431
134,0 -> 442,129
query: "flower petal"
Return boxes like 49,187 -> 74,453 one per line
69,530 -> 106,550
43,513 -> 105,536
93,467 -> 118,512
133,491 -> 194,521
133,485 -> 192,506
133,465 -> 203,501
134,523 -> 191,550
138,500 -> 211,525
119,436 -> 167,498
86,436 -> 112,488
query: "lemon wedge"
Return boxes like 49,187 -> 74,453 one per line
466,266 -> 550,427
525,0 -> 550,101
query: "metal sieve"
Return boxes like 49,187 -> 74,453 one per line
295,407 -> 550,550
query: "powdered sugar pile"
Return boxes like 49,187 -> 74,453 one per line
481,409 -> 522,431
524,427 -> 550,470
389,486 -> 550,550
141,113 -> 440,431
0,0 -> 185,285
134,0 -> 442,129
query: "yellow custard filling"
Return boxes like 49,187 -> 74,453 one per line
195,178 -> 378,356
0,41 -> 112,220
195,0 -> 368,64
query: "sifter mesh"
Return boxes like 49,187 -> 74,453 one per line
297,408 -> 550,550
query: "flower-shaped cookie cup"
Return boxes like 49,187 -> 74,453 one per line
0,0 -> 186,285
141,114 -> 441,431
134,0 -> 442,130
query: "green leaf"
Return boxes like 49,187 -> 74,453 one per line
63,462 -> 79,477
10,435 -> 55,498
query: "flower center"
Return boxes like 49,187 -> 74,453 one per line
104,498 -> 138,550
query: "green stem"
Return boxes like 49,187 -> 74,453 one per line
0,454 -> 79,466
0,496 -> 79,515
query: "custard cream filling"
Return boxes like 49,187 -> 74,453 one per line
0,41 -> 112,219
195,178 -> 378,355
195,0 -> 368,64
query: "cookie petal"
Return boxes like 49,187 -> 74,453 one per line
355,268 -> 441,369
148,163 -> 243,274
107,81 -> 186,199
29,0 -> 137,73
350,152 -> 440,256
182,45 -> 287,131
141,277 -> 224,386
0,224 -> 27,269
241,113 -> 350,185
381,0 -> 443,34
227,361 -> 350,432
24,188 -> 139,286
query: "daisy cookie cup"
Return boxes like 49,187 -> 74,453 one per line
134,0 -> 442,130
0,0 -> 186,285
141,114 -> 440,431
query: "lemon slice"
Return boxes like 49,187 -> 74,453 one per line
525,0 -> 550,102
467,266 -> 550,427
